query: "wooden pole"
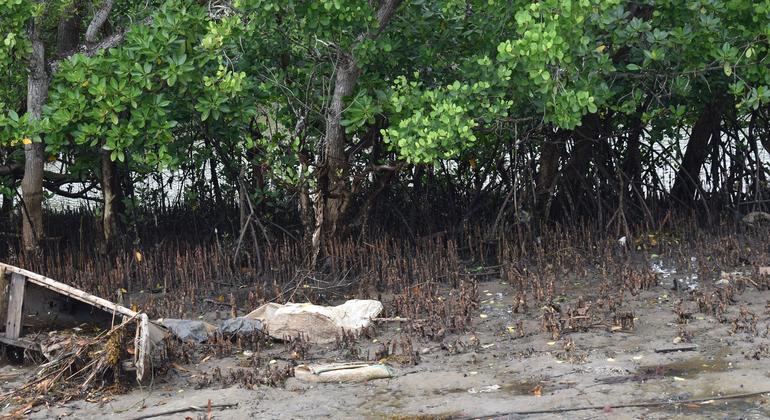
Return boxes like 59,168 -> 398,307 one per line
6,273 -> 26,339
0,267 -> 7,327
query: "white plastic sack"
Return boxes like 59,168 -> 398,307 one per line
295,362 -> 394,383
244,299 -> 383,343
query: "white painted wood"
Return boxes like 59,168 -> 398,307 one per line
0,263 -> 136,318
6,273 -> 26,339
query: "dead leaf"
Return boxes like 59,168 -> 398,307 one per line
531,384 -> 542,397
171,363 -> 190,372
10,402 -> 35,418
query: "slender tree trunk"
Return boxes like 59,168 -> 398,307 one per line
622,115 -> 644,196
534,134 -> 563,220
0,191 -> 11,221
410,165 -> 424,225
670,101 -> 723,207
238,168 -> 248,232
209,157 -> 224,207
708,121 -> 723,212
21,18 -> 48,253
747,113 -> 767,210
100,148 -> 124,247
759,119 -> 770,155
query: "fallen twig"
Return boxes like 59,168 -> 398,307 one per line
372,317 -> 425,322
654,344 -> 698,353
204,298 -> 234,307
127,402 -> 238,420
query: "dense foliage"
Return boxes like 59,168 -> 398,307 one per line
1,0 -> 769,255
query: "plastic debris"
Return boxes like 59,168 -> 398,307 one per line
219,317 -> 264,336
159,319 -> 217,343
294,362 -> 394,383
468,384 -> 500,394
244,299 -> 383,343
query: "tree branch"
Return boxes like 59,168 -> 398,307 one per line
0,162 -> 84,184
50,16 -> 153,74
44,182 -> 102,201
0,163 -> 24,177
85,0 -> 114,44
373,0 -> 402,35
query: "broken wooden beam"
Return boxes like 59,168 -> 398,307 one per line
5,273 -> 26,340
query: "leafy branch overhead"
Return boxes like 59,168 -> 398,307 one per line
0,0 -> 769,251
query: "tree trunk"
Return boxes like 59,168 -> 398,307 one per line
101,148 -> 124,247
555,113 -> 601,218
312,56 -> 359,264
556,114 -> 601,220
209,157 -> 224,207
670,101 -> 723,207
56,1 -> 82,55
310,0 -> 401,266
622,115 -> 644,196
534,134 -> 563,220
21,18 -> 48,253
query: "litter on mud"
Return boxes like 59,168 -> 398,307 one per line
0,263 -> 167,384
158,318 -> 217,343
244,299 -> 383,343
0,263 -> 392,407
294,362 -> 395,383
468,384 -> 501,394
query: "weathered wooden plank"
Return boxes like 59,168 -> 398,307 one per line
0,263 -> 135,318
6,273 -> 26,339
0,266 -> 7,327
0,334 -> 39,351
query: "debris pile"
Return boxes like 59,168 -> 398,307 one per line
1,315 -> 140,408
0,263 -> 397,414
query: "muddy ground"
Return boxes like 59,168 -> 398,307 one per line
2,255 -> 770,419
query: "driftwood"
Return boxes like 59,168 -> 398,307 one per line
127,402 -> 238,420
